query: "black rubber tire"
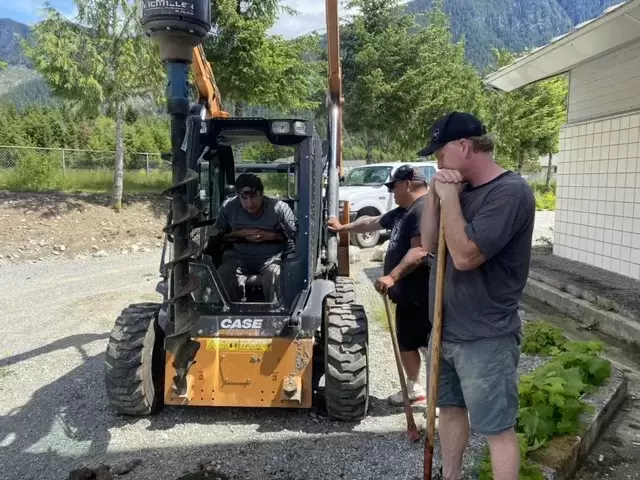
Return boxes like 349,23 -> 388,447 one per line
104,302 -> 165,416
323,276 -> 370,421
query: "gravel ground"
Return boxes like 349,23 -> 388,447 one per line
1,248 -> 546,480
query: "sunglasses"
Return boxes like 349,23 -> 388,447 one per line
238,189 -> 259,199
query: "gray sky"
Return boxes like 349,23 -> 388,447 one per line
269,0 -> 358,38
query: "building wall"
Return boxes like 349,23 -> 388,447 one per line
568,39 -> 640,124
554,110 -> 640,279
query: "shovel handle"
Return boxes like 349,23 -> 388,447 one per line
425,209 -> 446,479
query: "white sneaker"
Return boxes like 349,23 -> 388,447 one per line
388,380 -> 427,405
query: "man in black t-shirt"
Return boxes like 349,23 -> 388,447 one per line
419,112 -> 535,480
328,165 -> 433,407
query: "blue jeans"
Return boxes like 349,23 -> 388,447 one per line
427,333 -> 520,436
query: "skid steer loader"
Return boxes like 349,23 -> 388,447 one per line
103,0 -> 370,421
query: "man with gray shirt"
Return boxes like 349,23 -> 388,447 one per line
214,173 -> 297,302
419,112 -> 535,480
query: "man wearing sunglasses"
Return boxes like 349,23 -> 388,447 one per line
328,165 -> 432,407
214,173 -> 297,303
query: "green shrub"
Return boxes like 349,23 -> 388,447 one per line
8,152 -> 63,191
530,181 -> 556,195
522,321 -> 567,356
551,341 -> 611,388
479,324 -> 612,479
258,173 -> 296,198
535,190 -> 556,211
517,339 -> 611,449
518,361 -> 591,448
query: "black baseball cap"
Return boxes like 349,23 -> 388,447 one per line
384,165 -> 427,190
417,111 -> 487,157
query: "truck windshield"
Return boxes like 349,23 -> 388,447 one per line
342,166 -> 392,186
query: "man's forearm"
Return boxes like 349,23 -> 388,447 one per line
421,193 -> 440,253
440,193 -> 476,268
389,247 -> 428,281
341,215 -> 382,233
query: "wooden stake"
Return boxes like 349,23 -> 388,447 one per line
382,294 -> 420,442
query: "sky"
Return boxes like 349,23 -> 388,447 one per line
0,0 -> 348,39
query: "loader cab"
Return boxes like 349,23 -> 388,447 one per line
166,116 -> 324,317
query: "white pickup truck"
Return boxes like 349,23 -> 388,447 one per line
338,161 -> 439,248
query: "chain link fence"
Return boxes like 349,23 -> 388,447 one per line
0,145 -> 166,173
0,145 -> 170,192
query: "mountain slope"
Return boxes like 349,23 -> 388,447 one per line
0,18 -> 31,67
405,0 -> 621,71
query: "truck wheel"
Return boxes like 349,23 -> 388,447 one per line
351,230 -> 381,249
104,302 -> 165,416
323,276 -> 369,421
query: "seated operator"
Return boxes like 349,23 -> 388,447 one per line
213,173 -> 297,302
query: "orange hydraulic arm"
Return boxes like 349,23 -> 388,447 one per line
325,0 -> 344,178
191,44 -> 229,119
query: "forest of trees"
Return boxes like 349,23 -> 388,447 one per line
0,0 -> 568,206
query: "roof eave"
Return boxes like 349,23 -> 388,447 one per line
483,0 -> 640,92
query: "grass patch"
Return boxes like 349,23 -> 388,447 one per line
371,297 -> 389,331
0,168 -> 172,194
0,168 -> 294,197
0,367 -> 11,379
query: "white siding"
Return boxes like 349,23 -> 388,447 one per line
554,111 -> 640,280
568,39 -> 640,124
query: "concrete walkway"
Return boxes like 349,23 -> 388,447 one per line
525,248 -> 640,347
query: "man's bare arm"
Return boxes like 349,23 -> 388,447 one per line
388,237 -> 428,281
420,189 -> 440,253
332,215 -> 382,233
440,193 -> 485,271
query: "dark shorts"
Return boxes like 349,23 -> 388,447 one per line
395,301 -> 431,352
427,333 -> 520,436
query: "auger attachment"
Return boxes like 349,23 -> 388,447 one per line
139,0 -> 212,396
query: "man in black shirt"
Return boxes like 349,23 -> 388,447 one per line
328,165 -> 433,407
419,112 -> 535,480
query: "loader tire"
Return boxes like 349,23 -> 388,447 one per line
323,276 -> 369,421
104,302 -> 165,416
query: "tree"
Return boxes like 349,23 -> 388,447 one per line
22,0 -> 165,210
485,49 -> 567,175
204,1 -> 323,118
533,75 -> 567,188
341,0 -> 486,161
398,1 -> 487,151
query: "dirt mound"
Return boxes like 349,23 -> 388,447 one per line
0,191 -> 167,264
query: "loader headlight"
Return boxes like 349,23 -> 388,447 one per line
293,121 -> 307,135
271,121 -> 290,134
